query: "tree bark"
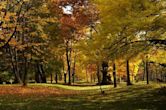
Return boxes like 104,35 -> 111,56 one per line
72,52 -> 76,84
113,62 -> 117,88
145,59 -> 149,84
35,62 -> 46,83
66,40 -> 71,85
22,53 -> 28,86
64,73 -> 67,84
126,60 -> 132,86
51,73 -> 53,84
9,47 -> 22,84
55,74 -> 58,84
35,63 -> 41,83
101,61 -> 110,85
40,64 -> 47,83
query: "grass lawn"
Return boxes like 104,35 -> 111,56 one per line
0,83 -> 165,110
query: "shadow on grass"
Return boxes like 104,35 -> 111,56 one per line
0,85 -> 165,110
98,87 -> 166,110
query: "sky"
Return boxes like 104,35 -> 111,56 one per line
62,5 -> 73,15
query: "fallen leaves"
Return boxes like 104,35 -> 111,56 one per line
0,85 -> 80,98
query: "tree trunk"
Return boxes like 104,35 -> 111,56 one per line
72,73 -> 75,84
35,63 -> 41,83
145,60 -> 149,84
126,60 -> 132,86
64,73 -> 67,84
66,41 -> 71,85
40,64 -> 47,83
143,61 -> 145,81
55,74 -> 58,84
35,62 -> 46,83
101,61 -> 110,85
51,73 -> 53,84
9,47 -> 22,84
72,52 -> 76,84
113,62 -> 117,88
22,54 -> 28,86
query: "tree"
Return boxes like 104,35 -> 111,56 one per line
0,0 -> 59,85
49,0 -> 98,85
93,0 -> 166,86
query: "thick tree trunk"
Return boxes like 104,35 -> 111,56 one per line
101,61 -> 110,85
40,64 -> 47,83
35,63 -> 41,83
11,61 -> 19,83
9,47 -> 22,84
113,62 -> 117,88
101,71 -> 107,84
126,60 -> 132,86
35,62 -> 46,83
15,51 -> 23,84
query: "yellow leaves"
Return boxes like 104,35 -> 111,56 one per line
47,17 -> 58,23
41,33 -> 48,40
1,23 -> 7,28
17,26 -> 23,32
9,38 -> 17,46
17,45 -> 25,51
3,14 -> 13,22
0,33 -> 5,40
149,50 -> 166,64
25,53 -> 31,59
30,32 -> 38,37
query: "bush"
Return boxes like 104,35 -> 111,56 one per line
0,71 -> 13,84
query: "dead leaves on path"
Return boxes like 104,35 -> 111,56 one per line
0,86 -> 80,97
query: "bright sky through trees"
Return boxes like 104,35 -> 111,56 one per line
62,5 -> 73,15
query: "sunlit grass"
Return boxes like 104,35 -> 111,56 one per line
29,83 -> 112,91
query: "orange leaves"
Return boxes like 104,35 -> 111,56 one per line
0,86 -> 80,97
9,38 -> 17,46
76,13 -> 90,27
60,11 -> 90,29
49,0 -> 98,40
30,32 -> 38,37
60,15 -> 77,29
